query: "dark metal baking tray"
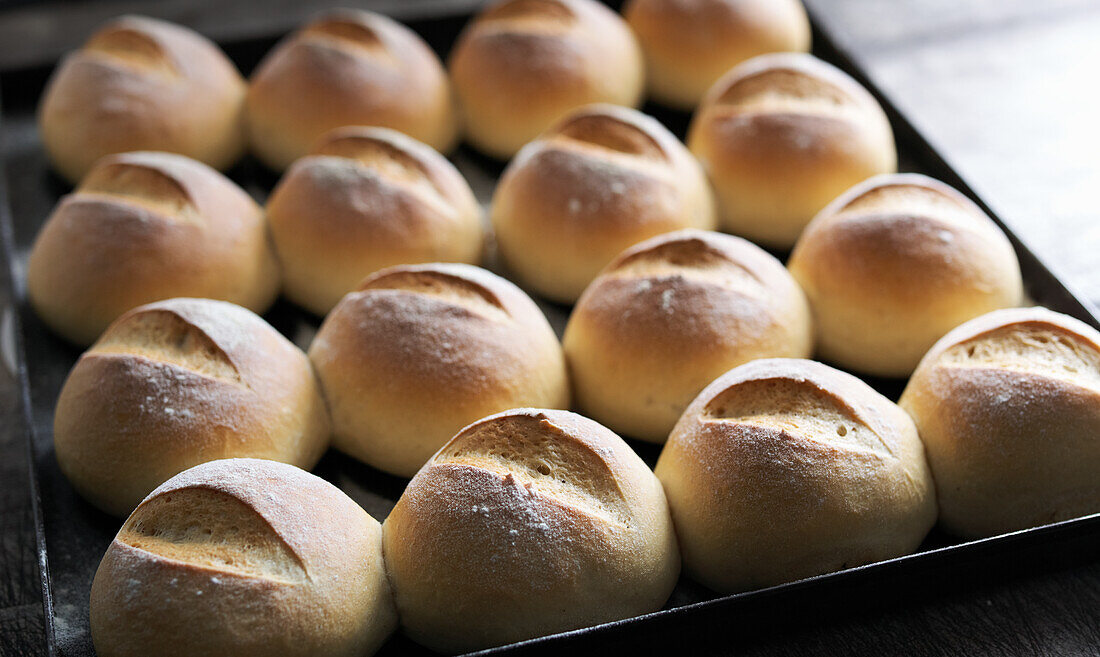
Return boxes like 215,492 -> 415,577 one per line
1,2 -> 1098,656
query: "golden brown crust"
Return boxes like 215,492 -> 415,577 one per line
492,103 -> 716,303
789,173 -> 1024,377
900,307 -> 1100,538
625,0 -> 810,109
53,299 -> 330,516
308,264 -> 569,477
246,9 -> 457,170
655,358 -> 936,593
38,15 -> 246,182
90,459 -> 396,657
26,152 -> 280,345
563,229 -> 811,442
382,409 -> 679,652
448,0 -> 644,158
266,127 -> 484,315
687,52 -> 895,247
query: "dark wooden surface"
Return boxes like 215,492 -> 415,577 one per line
1,1 -> 1099,655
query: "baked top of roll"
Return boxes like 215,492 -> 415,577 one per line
308,263 -> 569,477
793,173 -> 1022,297
383,408 -> 678,652
686,52 -> 896,247
624,0 -> 811,108
676,358 -> 923,460
447,0 -> 644,158
511,102 -> 705,190
266,126 -> 484,315
571,229 -> 806,350
316,263 -> 561,382
246,8 -> 456,169
37,15 -> 246,181
913,307 -> 1100,380
900,307 -> 1100,536
452,0 -> 640,100
492,103 -> 716,302
74,150 -> 258,225
90,458 -> 396,657
26,151 -> 280,346
123,458 -> 368,576
656,358 -> 936,592
689,52 -> 894,174
53,297 -> 330,516
85,297 -> 311,401
296,125 -> 481,240
563,229 -> 811,441
697,51 -> 887,127
307,126 -> 478,207
788,173 -> 1024,377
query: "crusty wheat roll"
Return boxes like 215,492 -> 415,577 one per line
688,53 -> 896,248
53,298 -> 330,517
246,9 -> 457,171
900,307 -> 1100,538
267,126 -> 484,315
38,15 -> 246,183
90,458 -> 396,657
656,358 -> 936,593
492,104 -> 716,303
448,0 -> 644,159
308,264 -> 569,477
624,0 -> 811,109
383,408 -> 679,652
563,229 -> 811,442
26,152 -> 279,346
788,173 -> 1024,378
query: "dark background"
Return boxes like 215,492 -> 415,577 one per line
1,1 -> 1098,655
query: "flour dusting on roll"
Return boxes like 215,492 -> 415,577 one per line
901,307 -> 1100,538
27,151 -> 279,345
90,459 -> 396,657
309,264 -> 569,477
53,298 -> 330,516
383,408 -> 679,652
688,52 -> 896,248
564,229 -> 811,442
449,0 -> 644,159
656,358 -> 936,593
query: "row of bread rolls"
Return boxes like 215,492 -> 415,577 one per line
26,143 -> 1023,399
38,0 -> 815,181
35,2 -> 881,251
33,4 -> 904,332
89,407 -> 681,656
87,299 -> 1100,655
59,283 -> 1100,541
32,146 -> 1029,485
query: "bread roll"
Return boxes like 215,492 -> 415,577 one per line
788,173 -> 1024,377
267,126 -> 484,315
246,9 -> 457,171
900,307 -> 1100,538
308,264 -> 569,477
688,53 -> 896,248
448,0 -> 644,159
656,358 -> 936,593
625,0 -> 811,109
383,408 -> 679,652
53,298 -> 330,517
26,152 -> 280,346
492,104 -> 716,303
38,16 -> 246,183
563,229 -> 811,442
90,458 -> 396,657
